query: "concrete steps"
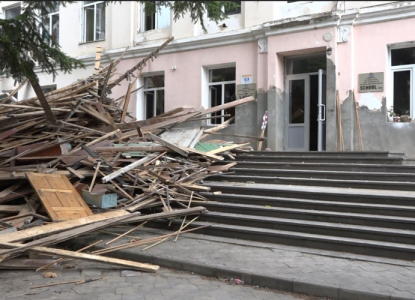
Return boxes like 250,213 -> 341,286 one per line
231,162 -> 415,173
149,219 -> 415,260
227,168 -> 415,182
233,155 -> 404,164
199,193 -> 415,218
150,150 -> 415,260
233,150 -> 405,158
208,174 -> 415,190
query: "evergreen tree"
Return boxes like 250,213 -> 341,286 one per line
0,1 -> 239,123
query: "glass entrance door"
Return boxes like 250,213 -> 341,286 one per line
285,75 -> 310,151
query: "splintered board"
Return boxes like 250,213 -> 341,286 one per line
26,173 -> 93,221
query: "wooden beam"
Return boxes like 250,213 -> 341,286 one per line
208,143 -> 250,154
0,243 -> 159,272
0,210 -> 131,243
109,37 -> 174,88
0,79 -> 28,104
101,154 -> 157,183
94,46 -> 102,75
95,146 -> 170,153
121,79 -> 137,122
28,75 -> 58,125
180,146 -> 224,161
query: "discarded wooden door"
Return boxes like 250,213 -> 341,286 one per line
26,173 -> 93,221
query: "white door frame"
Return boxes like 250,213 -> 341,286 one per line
284,74 -> 310,151
285,71 -> 326,151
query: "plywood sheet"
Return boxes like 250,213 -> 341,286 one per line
26,173 -> 93,221
159,127 -> 202,148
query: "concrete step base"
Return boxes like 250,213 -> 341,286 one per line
201,193 -> 415,218
209,174 -> 415,191
147,219 -> 415,261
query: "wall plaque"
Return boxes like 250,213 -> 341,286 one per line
358,72 -> 384,93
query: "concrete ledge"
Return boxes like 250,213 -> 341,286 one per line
62,238 -> 413,300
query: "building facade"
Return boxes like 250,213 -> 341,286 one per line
1,1 -> 415,155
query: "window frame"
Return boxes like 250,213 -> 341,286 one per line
43,5 -> 60,45
3,3 -> 21,20
388,44 -> 415,119
41,84 -> 57,95
207,66 -> 236,125
206,1 -> 241,18
141,2 -> 171,32
82,1 -> 105,43
143,73 -> 165,119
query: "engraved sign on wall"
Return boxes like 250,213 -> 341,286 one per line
237,83 -> 256,99
358,72 -> 384,93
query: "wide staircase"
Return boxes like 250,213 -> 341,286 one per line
153,151 -> 415,260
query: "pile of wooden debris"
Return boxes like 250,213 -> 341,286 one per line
0,37 -> 255,273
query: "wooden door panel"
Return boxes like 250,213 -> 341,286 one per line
26,173 -> 93,221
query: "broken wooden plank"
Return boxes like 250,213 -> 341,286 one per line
94,46 -> 102,75
0,79 -> 28,104
180,146 -> 224,161
101,154 -> 158,183
0,242 -> 159,272
0,209 -> 130,243
121,79 -> 137,122
208,143 -> 250,154
66,167 -> 85,179
94,146 -> 170,153
0,182 -> 23,198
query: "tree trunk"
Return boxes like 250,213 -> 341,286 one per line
27,70 -> 58,125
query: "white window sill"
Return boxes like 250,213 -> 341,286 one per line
79,39 -> 106,45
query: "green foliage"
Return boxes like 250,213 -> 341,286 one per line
0,1 -> 85,83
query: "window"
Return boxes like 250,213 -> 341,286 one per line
225,1 -> 241,15
207,1 -> 241,18
390,47 -> 415,117
143,75 -> 165,119
142,3 -> 170,31
42,4 -> 59,44
3,5 -> 21,19
286,54 -> 326,75
83,1 -> 105,42
41,85 -> 57,94
208,67 -> 236,125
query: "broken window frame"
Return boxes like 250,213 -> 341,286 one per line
390,45 -> 415,119
208,67 -> 236,125
42,4 -> 60,45
0,91 -> 18,102
82,1 -> 106,43
143,74 -> 165,119
3,4 -> 21,20
141,2 -> 171,32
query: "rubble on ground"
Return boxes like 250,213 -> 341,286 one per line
0,37 -> 255,273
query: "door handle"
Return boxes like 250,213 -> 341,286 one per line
317,104 -> 326,121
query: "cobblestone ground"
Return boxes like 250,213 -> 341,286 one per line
0,261 -> 328,300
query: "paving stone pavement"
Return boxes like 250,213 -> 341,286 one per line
66,227 -> 415,299
0,261 -> 326,300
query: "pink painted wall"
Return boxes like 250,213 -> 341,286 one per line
114,41 -> 260,119
340,18 -> 415,106
267,27 -> 337,90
